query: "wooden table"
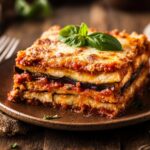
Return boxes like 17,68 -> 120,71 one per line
0,1 -> 150,149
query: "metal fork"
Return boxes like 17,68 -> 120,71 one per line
0,35 -> 20,63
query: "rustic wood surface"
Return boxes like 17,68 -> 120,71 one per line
0,1 -> 150,149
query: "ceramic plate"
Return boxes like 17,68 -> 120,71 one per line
0,57 -> 150,130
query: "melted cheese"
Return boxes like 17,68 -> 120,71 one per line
16,25 -> 149,75
17,53 -> 148,85
21,67 -> 148,118
16,25 -> 149,85
18,66 -> 121,84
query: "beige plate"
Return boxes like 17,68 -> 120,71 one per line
0,57 -> 150,131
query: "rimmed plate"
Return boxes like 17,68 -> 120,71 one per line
0,57 -> 150,131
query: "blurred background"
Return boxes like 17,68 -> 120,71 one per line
0,0 -> 150,48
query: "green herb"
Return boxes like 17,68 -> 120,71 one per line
43,114 -> 61,120
59,23 -> 122,51
87,32 -> 122,51
59,23 -> 87,47
59,25 -> 79,37
79,23 -> 88,37
15,0 -> 52,18
11,143 -> 18,149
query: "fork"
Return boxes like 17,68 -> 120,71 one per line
0,35 -> 20,63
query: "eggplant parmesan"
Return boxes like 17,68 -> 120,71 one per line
8,25 -> 150,118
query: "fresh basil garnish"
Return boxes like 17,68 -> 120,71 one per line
59,23 -> 87,47
43,114 -> 61,120
59,23 -> 122,51
11,143 -> 19,149
87,32 -> 122,51
79,23 -> 88,36
59,25 -> 79,37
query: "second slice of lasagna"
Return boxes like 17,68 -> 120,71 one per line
8,25 -> 150,118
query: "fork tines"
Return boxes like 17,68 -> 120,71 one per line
0,35 -> 20,63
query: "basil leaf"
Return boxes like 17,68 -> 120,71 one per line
59,23 -> 122,51
87,32 -> 122,51
59,25 -> 79,37
11,143 -> 19,149
60,34 -> 86,47
43,114 -> 61,120
79,23 -> 88,37
59,24 -> 86,47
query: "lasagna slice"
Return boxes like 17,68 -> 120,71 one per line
8,25 -> 150,118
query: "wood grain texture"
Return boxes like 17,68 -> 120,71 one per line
120,121 -> 150,150
0,129 -> 44,150
0,1 -> 150,150
43,130 -> 120,150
